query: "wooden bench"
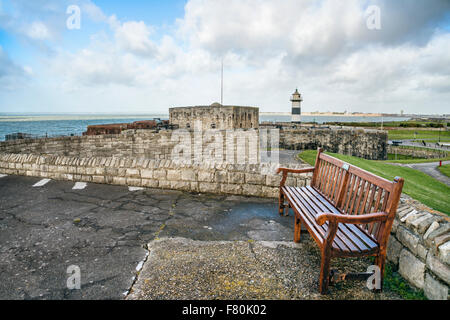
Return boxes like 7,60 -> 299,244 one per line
277,148 -> 404,294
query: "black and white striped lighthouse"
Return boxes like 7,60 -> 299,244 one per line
291,88 -> 302,123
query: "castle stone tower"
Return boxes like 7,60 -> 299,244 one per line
290,89 -> 302,123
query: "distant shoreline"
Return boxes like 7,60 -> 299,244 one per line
261,112 -> 393,117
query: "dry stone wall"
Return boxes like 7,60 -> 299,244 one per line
388,197 -> 449,300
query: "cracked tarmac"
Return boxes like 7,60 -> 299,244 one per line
0,175 -> 292,299
0,175 -> 403,300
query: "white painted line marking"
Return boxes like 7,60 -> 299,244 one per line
0,174 -> 7,178
32,178 -> 51,187
128,186 -> 144,191
136,261 -> 144,272
72,182 -> 87,190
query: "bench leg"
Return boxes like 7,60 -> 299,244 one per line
319,249 -> 332,294
374,253 -> 386,291
294,217 -> 301,243
278,190 -> 285,216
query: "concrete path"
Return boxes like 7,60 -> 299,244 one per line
396,139 -> 450,152
406,161 -> 450,186
277,150 -> 303,165
388,160 -> 450,187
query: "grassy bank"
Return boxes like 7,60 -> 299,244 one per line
387,157 -> 450,164
438,164 -> 450,178
298,150 -> 450,215
325,120 -> 448,129
387,129 -> 450,141
387,154 -> 424,161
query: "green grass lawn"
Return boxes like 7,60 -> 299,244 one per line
387,157 -> 450,164
438,164 -> 450,178
387,154 -> 424,161
388,129 -> 450,141
298,150 -> 450,215
386,146 -> 450,164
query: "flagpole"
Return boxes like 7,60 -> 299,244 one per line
221,58 -> 223,105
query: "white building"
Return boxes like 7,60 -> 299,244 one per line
291,89 -> 302,123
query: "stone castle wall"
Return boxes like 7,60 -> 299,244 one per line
0,131 -> 175,158
0,129 -> 262,164
169,106 -> 259,130
279,128 -> 387,160
0,127 -> 388,160
387,145 -> 448,159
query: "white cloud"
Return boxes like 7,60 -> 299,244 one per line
25,21 -> 51,40
1,0 -> 450,114
81,1 -> 107,22
112,19 -> 157,56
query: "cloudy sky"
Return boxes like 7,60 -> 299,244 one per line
0,0 -> 449,114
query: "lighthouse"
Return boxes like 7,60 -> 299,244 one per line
290,89 -> 302,123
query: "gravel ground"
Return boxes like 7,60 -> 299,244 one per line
127,237 -> 402,300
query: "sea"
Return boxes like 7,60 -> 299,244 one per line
0,113 -> 410,141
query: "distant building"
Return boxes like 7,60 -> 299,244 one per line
291,89 -> 302,123
169,103 -> 259,130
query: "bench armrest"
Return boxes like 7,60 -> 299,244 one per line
316,212 -> 389,226
276,167 -> 315,187
276,167 -> 315,175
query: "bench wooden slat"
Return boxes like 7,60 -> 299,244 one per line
349,176 -> 361,215
302,186 -> 376,253
284,186 -> 344,252
289,187 -> 351,252
306,186 -> 379,251
282,187 -> 331,248
344,174 -> 357,213
329,165 -> 339,199
359,182 -> 371,215
354,180 -> 367,215
295,187 -> 360,253
325,164 -> 335,198
330,167 -> 342,204
318,160 -> 328,191
320,152 -> 394,192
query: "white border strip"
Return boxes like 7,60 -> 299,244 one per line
72,182 -> 87,190
128,186 -> 144,191
32,178 -> 51,187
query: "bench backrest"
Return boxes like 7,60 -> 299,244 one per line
311,149 -> 404,241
